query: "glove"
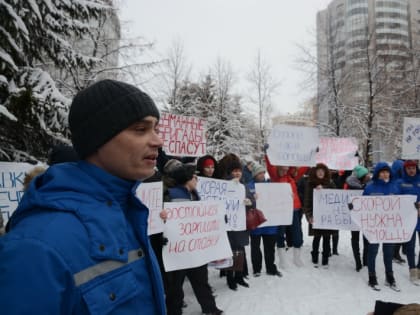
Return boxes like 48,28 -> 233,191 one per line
414,202 -> 420,210
162,237 -> 168,246
348,203 -> 353,210
263,143 -> 269,152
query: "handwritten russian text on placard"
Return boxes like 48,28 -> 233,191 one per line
158,112 -> 206,157
350,195 -> 417,243
313,189 -> 362,231
266,125 -> 319,166
196,176 -> 246,231
162,200 -> 232,271
135,181 -> 164,235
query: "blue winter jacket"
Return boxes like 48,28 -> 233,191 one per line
363,162 -> 399,196
0,161 -> 166,315
394,164 -> 420,231
247,179 -> 278,235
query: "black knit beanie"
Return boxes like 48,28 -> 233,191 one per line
69,79 -> 160,158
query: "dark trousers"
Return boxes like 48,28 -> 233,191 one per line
404,231 -> 416,269
367,242 -> 394,274
250,234 -> 277,274
166,264 -> 217,315
351,231 -> 368,266
312,233 -> 331,264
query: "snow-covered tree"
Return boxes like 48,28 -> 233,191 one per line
0,0 -> 110,161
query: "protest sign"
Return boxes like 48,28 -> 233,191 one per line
196,176 -> 246,231
255,183 -> 293,226
266,124 -> 319,166
0,162 -> 37,225
313,189 -> 362,231
402,117 -> 420,159
316,137 -> 358,170
162,200 -> 232,271
158,112 -> 206,157
135,181 -> 164,235
350,195 -> 417,243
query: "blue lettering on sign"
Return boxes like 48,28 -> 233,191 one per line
0,171 -> 25,188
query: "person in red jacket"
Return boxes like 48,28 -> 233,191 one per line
265,154 -> 304,269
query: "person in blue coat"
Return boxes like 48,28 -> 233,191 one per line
363,162 -> 400,291
0,80 -> 166,315
247,163 -> 282,277
394,160 -> 420,285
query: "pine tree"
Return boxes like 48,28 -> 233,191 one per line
0,0 -> 109,161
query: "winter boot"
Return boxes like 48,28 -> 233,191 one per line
226,271 -> 237,291
311,251 -> 319,267
355,256 -> 362,272
385,272 -> 400,292
277,247 -> 287,269
368,272 -> 380,291
321,252 -> 329,267
409,269 -> 420,286
293,248 -> 304,267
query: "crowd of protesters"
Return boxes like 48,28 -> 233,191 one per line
1,79 -> 420,315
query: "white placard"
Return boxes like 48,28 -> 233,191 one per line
316,137 -> 358,170
196,176 -> 246,231
266,124 -> 319,166
255,183 -> 293,226
350,195 -> 417,244
158,112 -> 206,157
0,162 -> 38,225
313,189 -> 362,231
135,181 -> 164,235
162,200 -> 232,271
402,117 -> 420,159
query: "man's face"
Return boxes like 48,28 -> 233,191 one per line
87,116 -> 163,181
406,165 -> 417,177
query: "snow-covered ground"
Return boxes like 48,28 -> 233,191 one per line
182,221 -> 420,315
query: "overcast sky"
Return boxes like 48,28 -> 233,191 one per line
118,0 -> 332,115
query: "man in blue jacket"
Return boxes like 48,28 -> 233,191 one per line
0,79 -> 166,314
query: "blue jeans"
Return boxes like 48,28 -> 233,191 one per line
367,242 -> 394,274
276,209 -> 303,248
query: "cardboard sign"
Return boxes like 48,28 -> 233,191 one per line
313,189 -> 362,231
196,176 -> 246,231
402,117 -> 420,159
316,137 -> 358,170
255,183 -> 293,226
266,124 -> 319,166
162,200 -> 232,271
350,195 -> 417,243
0,162 -> 38,225
158,112 -> 206,157
135,181 -> 164,235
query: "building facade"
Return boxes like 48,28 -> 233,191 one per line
317,0 -> 420,164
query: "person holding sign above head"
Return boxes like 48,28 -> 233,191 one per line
393,159 -> 420,286
302,163 -> 336,268
247,163 -> 282,277
264,145 -> 304,268
162,159 -> 223,315
345,165 -> 371,272
0,79 -> 166,315
362,162 -> 400,291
